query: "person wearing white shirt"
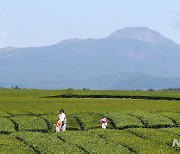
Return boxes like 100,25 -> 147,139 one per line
58,109 -> 67,131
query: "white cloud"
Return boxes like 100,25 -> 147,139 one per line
0,31 -> 7,39
0,15 -> 6,20
172,11 -> 180,30
0,30 -> 8,47
172,20 -> 180,30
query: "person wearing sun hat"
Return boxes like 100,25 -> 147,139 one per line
100,117 -> 107,129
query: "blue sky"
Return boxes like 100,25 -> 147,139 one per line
0,0 -> 180,47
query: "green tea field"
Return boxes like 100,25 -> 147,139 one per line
0,89 -> 180,153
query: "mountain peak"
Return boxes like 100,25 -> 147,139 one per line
108,27 -> 175,45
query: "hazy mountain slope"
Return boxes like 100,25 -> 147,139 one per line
109,74 -> 180,90
65,73 -> 180,90
1,27 -> 180,89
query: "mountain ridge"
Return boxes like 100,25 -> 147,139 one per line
1,27 -> 180,89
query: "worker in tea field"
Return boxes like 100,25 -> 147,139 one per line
57,109 -> 67,131
100,117 -> 107,129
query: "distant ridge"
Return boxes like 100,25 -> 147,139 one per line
0,46 -> 16,52
56,38 -> 85,45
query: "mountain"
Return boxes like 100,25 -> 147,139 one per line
108,73 -> 180,90
1,27 -> 180,89
55,72 -> 180,90
108,27 -> 176,46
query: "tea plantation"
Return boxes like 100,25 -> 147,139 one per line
0,89 -> 180,153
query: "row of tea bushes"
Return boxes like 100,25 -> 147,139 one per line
1,111 -> 179,133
